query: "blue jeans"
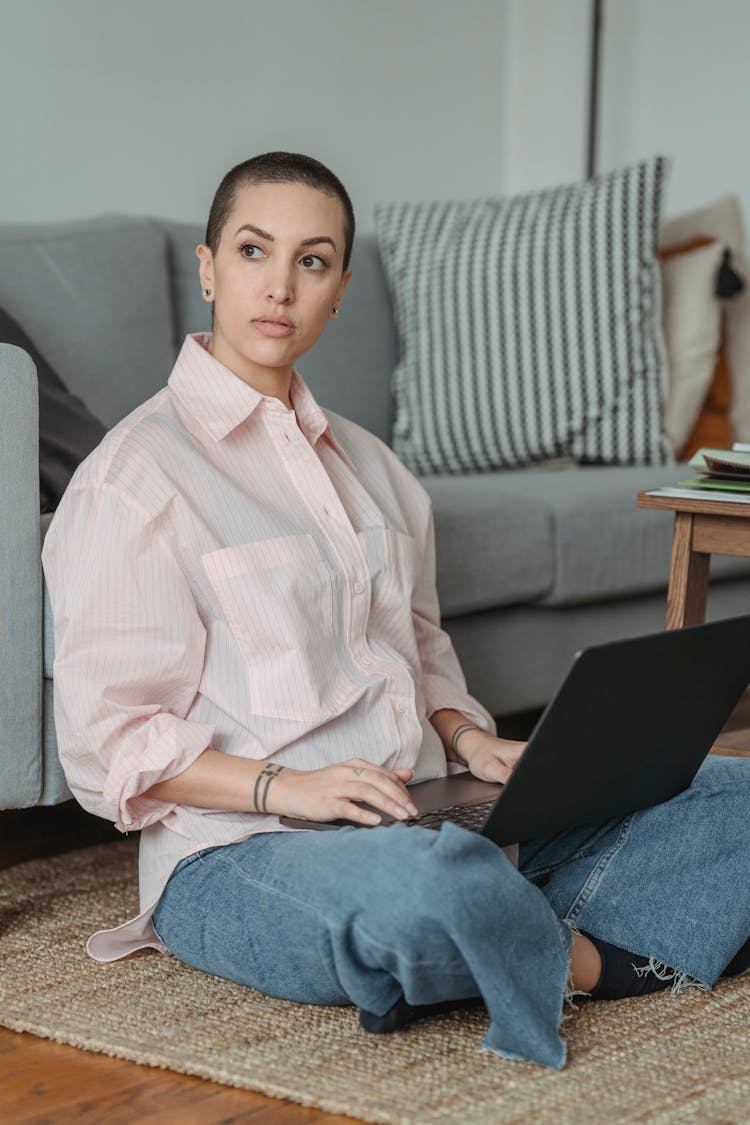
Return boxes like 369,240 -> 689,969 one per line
152,756 -> 750,1069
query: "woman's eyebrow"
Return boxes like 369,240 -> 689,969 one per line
234,223 -> 337,252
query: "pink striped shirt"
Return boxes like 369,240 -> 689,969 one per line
41,333 -> 496,961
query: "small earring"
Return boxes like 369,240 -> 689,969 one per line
332,306 -> 338,314
203,288 -> 212,297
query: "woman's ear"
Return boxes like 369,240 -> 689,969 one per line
329,268 -> 353,320
196,244 -> 215,301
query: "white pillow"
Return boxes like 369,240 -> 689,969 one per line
375,156 -> 673,475
660,240 -> 724,454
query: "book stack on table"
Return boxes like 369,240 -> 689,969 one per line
647,445 -> 750,505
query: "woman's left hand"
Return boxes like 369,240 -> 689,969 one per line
452,729 -> 527,785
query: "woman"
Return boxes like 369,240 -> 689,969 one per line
42,152 -> 750,1070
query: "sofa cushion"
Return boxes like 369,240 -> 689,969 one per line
420,471 -> 555,615
0,216 -> 175,428
495,463 -> 750,607
158,223 -> 398,445
375,156 -> 672,475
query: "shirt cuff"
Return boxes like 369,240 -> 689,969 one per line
423,678 -> 497,739
102,717 -> 215,833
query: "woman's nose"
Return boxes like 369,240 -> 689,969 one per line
266,263 -> 294,303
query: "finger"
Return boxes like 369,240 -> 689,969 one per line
379,766 -> 416,790
503,741 -> 527,763
349,778 -> 418,819
361,764 -> 414,783
342,780 -> 412,820
470,753 -> 511,784
385,770 -> 417,798
368,776 -> 419,816
339,764 -> 415,807
503,752 -> 523,770
337,800 -> 382,826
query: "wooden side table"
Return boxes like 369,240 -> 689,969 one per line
637,490 -> 750,629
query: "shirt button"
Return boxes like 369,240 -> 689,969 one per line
395,703 -> 406,714
361,653 -> 373,666
353,581 -> 365,595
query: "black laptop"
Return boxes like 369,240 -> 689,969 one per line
280,615 -> 750,847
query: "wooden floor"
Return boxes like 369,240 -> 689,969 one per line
3,702 -> 750,1125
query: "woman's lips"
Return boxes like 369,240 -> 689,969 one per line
253,318 -> 294,338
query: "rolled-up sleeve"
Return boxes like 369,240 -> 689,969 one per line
411,498 -> 497,736
42,483 -> 214,832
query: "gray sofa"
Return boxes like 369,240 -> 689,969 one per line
3,214 -> 750,811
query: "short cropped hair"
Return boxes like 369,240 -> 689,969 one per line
205,151 -> 355,271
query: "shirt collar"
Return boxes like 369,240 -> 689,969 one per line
168,333 -> 357,472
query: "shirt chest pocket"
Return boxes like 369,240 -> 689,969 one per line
201,535 -> 358,722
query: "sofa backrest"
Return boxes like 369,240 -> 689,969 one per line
158,221 -> 398,444
0,216 -> 399,444
0,216 -> 176,428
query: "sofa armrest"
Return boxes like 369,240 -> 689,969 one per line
0,343 -> 43,807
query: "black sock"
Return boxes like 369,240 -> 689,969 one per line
582,931 -> 750,995
359,993 -> 483,1034
721,936 -> 750,979
580,931 -> 678,1001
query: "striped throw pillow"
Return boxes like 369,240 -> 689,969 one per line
374,157 -> 674,475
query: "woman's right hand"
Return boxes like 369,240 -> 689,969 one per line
270,758 -> 419,825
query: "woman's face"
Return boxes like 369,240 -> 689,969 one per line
197,180 -> 352,388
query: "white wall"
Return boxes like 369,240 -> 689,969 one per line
598,0 -> 750,227
5,1 -> 744,234
502,0 -> 591,194
0,0 -> 509,233
504,0 -> 750,230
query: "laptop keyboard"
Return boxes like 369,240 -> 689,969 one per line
402,800 -> 495,833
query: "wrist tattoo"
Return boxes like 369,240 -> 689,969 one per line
253,763 -> 285,813
448,722 -> 481,766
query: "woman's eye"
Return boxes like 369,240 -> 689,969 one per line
239,243 -> 263,259
300,253 -> 327,271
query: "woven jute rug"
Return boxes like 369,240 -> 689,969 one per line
1,840 -> 749,1124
